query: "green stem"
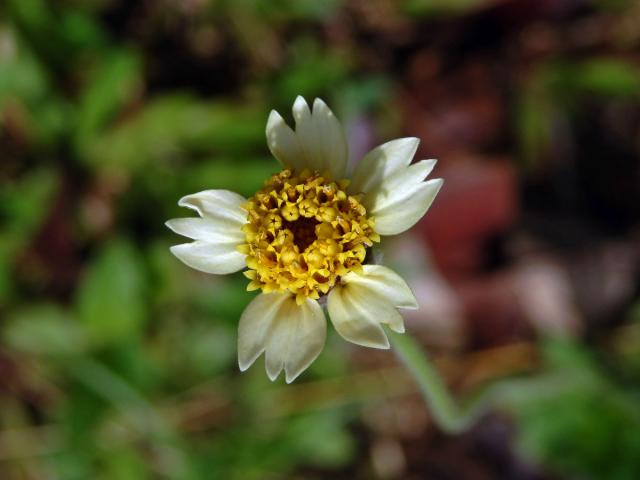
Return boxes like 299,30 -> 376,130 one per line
389,330 -> 487,434
390,330 -> 591,434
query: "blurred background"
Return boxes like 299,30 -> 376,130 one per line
1,0 -> 640,478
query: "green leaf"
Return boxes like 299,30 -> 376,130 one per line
0,168 -> 59,302
74,49 -> 141,154
511,339 -> 640,479
75,239 -> 148,345
573,59 -> 640,97
517,82 -> 553,170
83,96 -> 266,173
275,40 -> 349,102
4,304 -> 87,356
403,0 -> 488,17
99,448 -> 148,480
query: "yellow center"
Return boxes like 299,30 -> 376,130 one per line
238,168 -> 380,304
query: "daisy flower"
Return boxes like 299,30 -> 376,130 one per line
166,96 -> 443,383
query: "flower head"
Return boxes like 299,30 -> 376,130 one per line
166,96 -> 443,383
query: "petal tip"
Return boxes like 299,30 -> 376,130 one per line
292,96 -> 310,119
430,177 -> 444,191
267,109 -> 283,125
266,368 -> 281,382
238,355 -> 253,372
312,97 -> 329,111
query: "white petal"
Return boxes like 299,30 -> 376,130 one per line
169,240 -> 246,274
291,96 -> 319,170
238,294 -> 327,382
238,292 -> 290,371
327,282 -> 401,349
283,299 -> 326,383
290,96 -> 348,176
352,135 -> 442,236
165,217 -> 244,242
342,265 -> 418,311
311,98 -> 348,178
262,297 -> 326,382
167,189 -> 248,274
266,110 -> 306,170
373,178 -> 443,236
349,137 -> 420,195
178,190 -> 247,225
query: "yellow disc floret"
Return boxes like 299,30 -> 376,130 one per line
239,168 -> 380,304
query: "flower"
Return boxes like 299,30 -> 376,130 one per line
166,96 -> 443,383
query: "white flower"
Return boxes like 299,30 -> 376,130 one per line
166,96 -> 443,383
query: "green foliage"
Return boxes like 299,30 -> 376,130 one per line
75,239 -> 148,345
511,339 -> 640,480
274,39 -> 350,104
203,411 -> 355,479
82,96 -> 267,174
247,0 -> 344,20
403,0 -> 487,17
0,168 -> 58,301
4,304 -> 87,356
74,49 -> 142,153
516,58 -> 640,170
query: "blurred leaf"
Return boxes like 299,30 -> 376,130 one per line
4,304 -> 87,356
542,59 -> 640,103
251,0 -> 343,20
517,81 -> 554,170
0,26 -> 70,145
512,338 -> 640,480
284,412 -> 355,468
189,325 -> 236,375
403,0 -> 488,17
75,239 -> 148,345
275,39 -> 350,103
58,9 -> 108,52
192,275 -> 255,323
337,75 -> 391,116
181,158 -> 274,198
0,167 -> 58,238
0,168 -> 58,301
0,26 -> 49,106
147,240 -> 193,305
99,448 -> 148,480
74,49 -> 141,154
83,96 -> 266,173
205,410 -> 354,479
571,59 -> 640,97
6,0 -> 53,33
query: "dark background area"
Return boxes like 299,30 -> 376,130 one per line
1,0 -> 639,478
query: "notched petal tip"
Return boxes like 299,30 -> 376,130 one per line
312,97 -> 332,114
164,219 -> 177,232
363,337 -> 391,350
266,364 -> 283,382
285,371 -> 300,384
426,177 -> 445,198
389,323 -> 406,334
266,109 -> 285,130
177,195 -> 201,215
431,177 -> 444,189
396,136 -> 421,151
237,358 -> 251,372
292,95 -> 310,120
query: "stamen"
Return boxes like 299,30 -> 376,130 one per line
241,169 -> 379,299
